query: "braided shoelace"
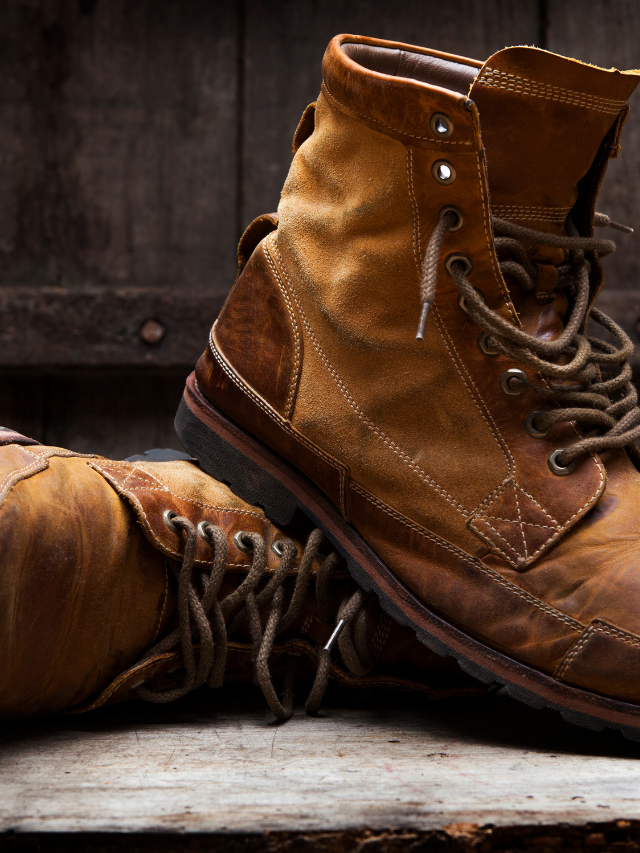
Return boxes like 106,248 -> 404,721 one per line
134,514 -> 372,720
418,210 -> 639,471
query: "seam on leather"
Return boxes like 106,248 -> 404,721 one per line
255,241 -> 302,418
472,517 -> 523,564
92,460 -> 264,519
406,148 -> 422,271
265,234 -> 466,517
433,307 -> 514,475
208,331 -> 350,519
479,69 -> 627,115
474,150 -> 520,325
481,514 -> 556,530
512,485 -> 528,560
322,81 -> 473,146
350,480 -> 584,632
555,624 -> 596,680
153,556 -> 171,644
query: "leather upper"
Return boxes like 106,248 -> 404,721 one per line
200,33 -> 640,703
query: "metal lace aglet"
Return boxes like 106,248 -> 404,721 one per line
416,300 -> 432,340
608,219 -> 634,234
324,618 -> 345,652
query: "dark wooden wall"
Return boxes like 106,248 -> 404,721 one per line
1,0 -> 640,458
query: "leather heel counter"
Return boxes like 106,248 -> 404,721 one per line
208,241 -> 301,418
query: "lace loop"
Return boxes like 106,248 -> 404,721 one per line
417,209 -> 639,469
134,519 -> 372,720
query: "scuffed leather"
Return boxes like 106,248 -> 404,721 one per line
214,242 -> 301,418
197,33 -> 640,703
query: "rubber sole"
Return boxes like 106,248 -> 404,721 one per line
176,372 -> 640,742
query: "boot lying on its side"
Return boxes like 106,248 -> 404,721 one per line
177,34 -> 640,738
0,429 -> 484,720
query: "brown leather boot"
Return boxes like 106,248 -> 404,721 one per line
177,34 -> 640,738
0,429 -> 483,720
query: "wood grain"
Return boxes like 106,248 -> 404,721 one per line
2,687 -> 640,833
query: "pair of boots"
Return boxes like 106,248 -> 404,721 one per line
5,34 -> 640,739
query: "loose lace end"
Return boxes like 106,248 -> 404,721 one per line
416,301 -> 432,340
594,212 -> 634,234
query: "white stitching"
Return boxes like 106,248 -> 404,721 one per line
209,328 -> 349,518
266,234 -> 467,517
350,480 -> 583,631
480,515 -> 556,530
512,485 -> 528,560
322,82 -> 473,145
472,516 -> 524,562
406,148 -> 422,274
480,68 -> 627,115
255,241 -> 302,418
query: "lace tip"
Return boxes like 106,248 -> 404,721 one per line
324,618 -> 345,652
612,222 -> 634,235
416,301 -> 432,340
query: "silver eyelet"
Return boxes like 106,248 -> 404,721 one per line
234,530 -> 254,553
197,520 -> 213,543
445,253 -> 473,277
163,510 -> 179,533
439,206 -> 463,232
457,287 -> 485,316
477,331 -> 499,356
432,160 -> 456,185
525,411 -> 552,439
271,539 -> 298,558
430,112 -> 453,138
499,368 -> 527,397
547,448 -> 576,476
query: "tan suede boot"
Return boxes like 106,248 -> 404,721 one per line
0,428 -> 483,720
178,35 -> 640,738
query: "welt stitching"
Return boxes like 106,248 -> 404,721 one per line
351,480 -> 583,631
474,151 -> 519,325
209,329 -> 349,518
322,82 -> 473,145
257,240 -> 302,418
266,234 -> 465,516
480,68 -> 627,114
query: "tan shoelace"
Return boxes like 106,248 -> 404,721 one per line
419,210 -> 639,471
133,514 -> 372,720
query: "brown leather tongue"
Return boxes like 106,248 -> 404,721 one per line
470,47 -> 639,235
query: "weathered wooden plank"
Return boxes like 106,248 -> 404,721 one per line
0,0 -> 238,293
2,687 -> 640,834
242,0 -> 540,224
0,287 -> 222,366
0,369 -> 187,459
548,0 -> 640,292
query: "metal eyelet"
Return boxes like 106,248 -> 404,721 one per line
439,206 -> 463,231
163,510 -> 179,533
432,160 -> 456,185
430,112 -> 453,138
445,253 -> 473,277
457,287 -> 485,315
547,448 -> 576,476
477,331 -> 499,356
499,368 -> 528,397
271,539 -> 298,558
525,411 -> 552,439
234,530 -> 254,553
197,520 -> 214,543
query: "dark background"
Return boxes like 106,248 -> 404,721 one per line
1,0 -> 639,458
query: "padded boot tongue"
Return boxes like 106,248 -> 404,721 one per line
470,46 -> 640,234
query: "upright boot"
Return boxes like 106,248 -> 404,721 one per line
178,34 -> 640,737
0,429 -> 481,720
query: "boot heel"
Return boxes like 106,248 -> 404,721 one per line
175,396 -> 300,527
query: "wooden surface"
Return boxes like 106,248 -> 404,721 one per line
3,686 -> 640,835
1,2 -> 640,453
